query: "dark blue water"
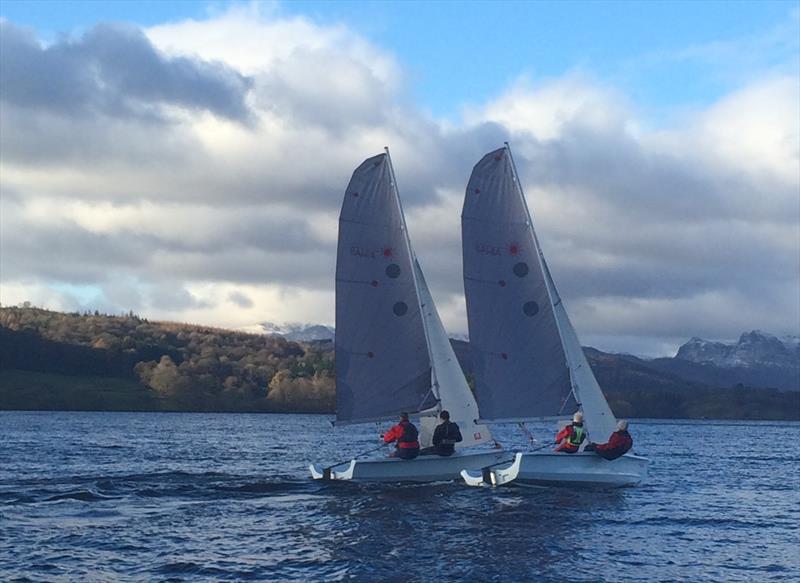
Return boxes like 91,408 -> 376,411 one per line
1,412 -> 798,582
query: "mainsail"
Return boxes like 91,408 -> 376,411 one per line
335,153 -> 435,424
462,147 -> 575,422
462,145 -> 617,440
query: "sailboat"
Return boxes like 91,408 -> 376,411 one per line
309,149 -> 507,482
459,144 -> 649,487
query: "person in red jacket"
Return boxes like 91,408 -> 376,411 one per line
554,411 -> 587,453
585,420 -> 633,460
382,412 -> 420,460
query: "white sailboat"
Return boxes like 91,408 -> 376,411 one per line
458,144 -> 649,487
309,149 -> 506,482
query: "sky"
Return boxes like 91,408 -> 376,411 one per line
0,0 -> 798,356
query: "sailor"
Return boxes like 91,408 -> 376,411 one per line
420,410 -> 463,457
382,412 -> 420,460
584,420 -> 633,460
554,411 -> 587,453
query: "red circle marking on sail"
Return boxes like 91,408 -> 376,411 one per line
383,247 -> 393,258
509,243 -> 519,256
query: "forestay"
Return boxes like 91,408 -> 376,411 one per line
335,154 -> 435,424
461,147 -> 577,423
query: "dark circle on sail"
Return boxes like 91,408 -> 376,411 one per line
513,262 -> 529,277
393,301 -> 408,316
386,264 -> 401,278
498,280 -> 507,287
367,351 -> 375,358
371,280 -> 379,287
523,301 -> 539,317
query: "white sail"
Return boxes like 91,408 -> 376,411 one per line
542,258 -> 617,441
414,259 -> 493,448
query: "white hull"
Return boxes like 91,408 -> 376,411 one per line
310,450 -> 508,482
462,451 -> 649,488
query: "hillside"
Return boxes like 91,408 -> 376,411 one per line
1,307 -> 797,419
0,307 -> 334,413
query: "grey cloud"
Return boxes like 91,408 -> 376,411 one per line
0,204 -> 332,288
144,284 -> 210,311
228,291 -> 254,308
0,21 -> 252,122
513,121 -> 797,225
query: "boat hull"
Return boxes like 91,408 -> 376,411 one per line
310,450 -> 508,482
462,451 -> 649,488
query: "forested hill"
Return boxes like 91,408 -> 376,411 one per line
0,307 -> 334,412
1,307 -> 797,419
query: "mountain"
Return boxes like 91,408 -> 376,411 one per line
676,331 -> 799,369
241,321 -> 335,342
665,331 -> 799,391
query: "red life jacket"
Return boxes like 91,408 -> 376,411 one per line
595,430 -> 633,460
397,421 -> 419,449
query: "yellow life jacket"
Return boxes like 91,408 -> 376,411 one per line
567,424 -> 586,447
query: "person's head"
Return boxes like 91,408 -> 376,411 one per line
573,411 -> 584,423
439,410 -> 450,421
616,419 -> 628,431
400,412 -> 409,422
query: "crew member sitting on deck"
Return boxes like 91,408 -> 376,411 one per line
382,412 -> 420,460
554,411 -> 587,454
420,410 -> 463,457
584,420 -> 633,460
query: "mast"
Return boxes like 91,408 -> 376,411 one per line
384,147 -> 441,409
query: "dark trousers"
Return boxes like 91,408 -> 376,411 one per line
395,447 -> 419,460
419,445 -> 454,457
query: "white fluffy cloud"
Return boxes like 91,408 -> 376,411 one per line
1,7 -> 797,356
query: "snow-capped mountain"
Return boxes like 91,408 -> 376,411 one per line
676,331 -> 800,369
241,322 -> 335,342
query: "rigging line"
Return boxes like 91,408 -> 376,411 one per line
558,389 -> 578,415
518,422 -> 537,448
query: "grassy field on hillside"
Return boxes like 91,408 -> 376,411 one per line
0,369 -> 158,411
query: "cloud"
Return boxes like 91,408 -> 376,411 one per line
0,20 -> 252,122
1,7 -> 797,355
228,290 -> 254,308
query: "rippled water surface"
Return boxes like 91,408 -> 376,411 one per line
1,412 -> 798,582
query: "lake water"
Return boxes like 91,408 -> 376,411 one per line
1,412 -> 798,582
